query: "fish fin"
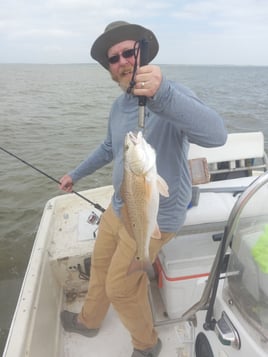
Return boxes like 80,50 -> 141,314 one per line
127,257 -> 152,275
151,224 -> 161,239
157,174 -> 169,197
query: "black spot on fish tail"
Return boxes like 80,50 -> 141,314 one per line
127,257 -> 152,275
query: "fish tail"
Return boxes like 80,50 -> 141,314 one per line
127,256 -> 152,275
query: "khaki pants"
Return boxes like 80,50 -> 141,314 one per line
79,204 -> 175,350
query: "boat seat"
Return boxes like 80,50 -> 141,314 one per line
180,176 -> 258,235
181,131 -> 267,235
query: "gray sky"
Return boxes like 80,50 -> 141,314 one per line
1,0 -> 268,65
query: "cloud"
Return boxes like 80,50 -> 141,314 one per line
1,0 -> 268,64
173,0 -> 268,32
162,0 -> 268,65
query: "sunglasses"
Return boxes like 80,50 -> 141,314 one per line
108,48 -> 136,64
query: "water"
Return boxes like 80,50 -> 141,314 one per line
0,63 -> 268,353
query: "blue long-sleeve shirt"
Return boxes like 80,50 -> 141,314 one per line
69,77 -> 227,232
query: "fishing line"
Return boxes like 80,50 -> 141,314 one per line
0,146 -> 106,213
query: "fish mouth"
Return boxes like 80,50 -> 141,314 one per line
124,132 -> 140,155
128,131 -> 139,144
125,132 -> 144,151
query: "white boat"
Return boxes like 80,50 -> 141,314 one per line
3,131 -> 268,357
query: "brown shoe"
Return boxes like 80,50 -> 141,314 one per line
60,310 -> 99,338
131,338 -> 162,356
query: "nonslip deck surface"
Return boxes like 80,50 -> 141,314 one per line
61,284 -> 191,357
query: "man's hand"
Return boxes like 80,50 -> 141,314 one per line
59,174 -> 73,192
133,65 -> 162,98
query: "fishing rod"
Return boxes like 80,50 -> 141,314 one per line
0,146 -> 106,213
138,38 -> 149,129
126,39 -> 149,129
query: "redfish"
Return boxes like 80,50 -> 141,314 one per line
121,131 -> 169,273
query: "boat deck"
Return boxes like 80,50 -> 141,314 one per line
4,131 -> 268,357
61,279 -> 194,357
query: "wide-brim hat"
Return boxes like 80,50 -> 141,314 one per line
91,21 -> 159,70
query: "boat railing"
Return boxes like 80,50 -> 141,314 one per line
182,170 -> 268,321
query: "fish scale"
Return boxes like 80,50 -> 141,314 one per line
121,131 -> 169,273
122,168 -> 153,261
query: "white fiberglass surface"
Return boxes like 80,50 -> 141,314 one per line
223,181 -> 268,342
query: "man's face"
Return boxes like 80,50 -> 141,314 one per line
107,40 -> 137,91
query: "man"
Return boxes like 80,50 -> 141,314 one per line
59,21 -> 227,357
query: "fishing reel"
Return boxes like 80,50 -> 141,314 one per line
87,211 -> 101,238
87,211 -> 101,225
